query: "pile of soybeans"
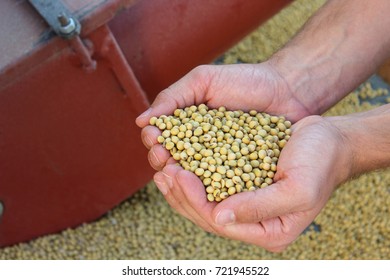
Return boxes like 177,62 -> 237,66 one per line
150,105 -> 291,202
0,0 -> 388,259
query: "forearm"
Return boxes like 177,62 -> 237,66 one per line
331,103 -> 390,178
269,0 -> 390,115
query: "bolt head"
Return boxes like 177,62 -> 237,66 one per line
58,17 -> 77,35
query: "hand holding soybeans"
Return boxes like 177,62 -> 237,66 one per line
150,104 -> 292,202
136,63 -> 353,251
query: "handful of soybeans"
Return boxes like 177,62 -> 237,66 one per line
150,104 -> 291,202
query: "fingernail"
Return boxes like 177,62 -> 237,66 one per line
215,209 -> 236,225
154,178 -> 168,195
144,135 -> 153,147
137,108 -> 152,120
162,172 -> 173,189
151,150 -> 161,166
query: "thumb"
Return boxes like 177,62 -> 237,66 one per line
135,66 -> 212,128
212,180 -> 299,225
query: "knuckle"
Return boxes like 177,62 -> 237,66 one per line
254,206 -> 265,222
251,191 -> 267,221
165,194 -> 178,208
191,64 -> 210,75
190,65 -> 214,83
154,88 -> 177,108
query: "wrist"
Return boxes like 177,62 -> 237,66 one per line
328,104 -> 390,178
268,0 -> 390,117
260,60 -> 313,122
267,49 -> 339,116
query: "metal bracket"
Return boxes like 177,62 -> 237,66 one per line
28,0 -> 81,40
28,0 -> 96,71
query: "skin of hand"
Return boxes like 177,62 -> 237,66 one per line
138,111 -> 353,251
134,62 -> 353,252
136,62 -> 313,172
135,62 -> 322,252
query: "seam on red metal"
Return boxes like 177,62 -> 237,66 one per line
96,25 -> 150,112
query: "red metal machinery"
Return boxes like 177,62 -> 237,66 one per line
0,0 -> 292,247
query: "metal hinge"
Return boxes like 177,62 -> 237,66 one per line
28,0 -> 96,71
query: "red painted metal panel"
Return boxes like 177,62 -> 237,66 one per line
0,25 -> 153,247
109,0 -> 293,99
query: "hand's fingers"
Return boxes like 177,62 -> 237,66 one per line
153,172 -> 195,224
135,63 -> 289,128
175,170 -> 285,247
166,157 -> 178,165
135,66 -> 213,128
176,169 -> 272,243
176,170 -> 223,231
177,169 -> 309,251
220,219 -> 292,252
148,144 -> 171,171
154,167 -> 213,232
212,180 -> 300,225
141,126 -> 162,149
162,165 -> 216,234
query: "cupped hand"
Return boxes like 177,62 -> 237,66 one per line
137,62 -> 311,172
135,63 -> 351,251
147,115 -> 353,252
